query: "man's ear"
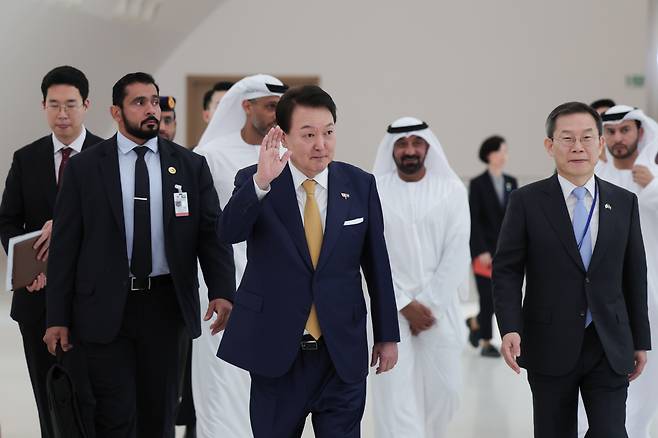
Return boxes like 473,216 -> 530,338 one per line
241,99 -> 251,116
544,137 -> 555,158
281,131 -> 288,148
110,105 -> 122,124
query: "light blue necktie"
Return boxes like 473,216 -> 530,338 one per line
572,186 -> 593,327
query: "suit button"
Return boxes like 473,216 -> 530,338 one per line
585,278 -> 590,284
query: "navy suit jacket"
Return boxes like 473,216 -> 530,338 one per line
469,171 -> 517,259
46,135 -> 235,343
493,174 -> 650,376
218,162 -> 400,383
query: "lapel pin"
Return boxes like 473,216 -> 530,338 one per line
605,203 -> 612,210
341,192 -> 350,200
168,166 -> 176,175
505,182 -> 512,191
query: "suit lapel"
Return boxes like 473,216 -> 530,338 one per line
99,135 -> 126,235
36,136 -> 58,210
503,175 -> 514,208
539,174 -> 586,271
270,165 -> 313,270
482,171 -> 504,213
81,130 -> 99,151
587,177 -> 613,273
317,163 -> 351,272
158,139 -> 178,230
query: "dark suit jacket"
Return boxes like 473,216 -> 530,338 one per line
217,162 -> 400,384
493,174 -> 650,376
0,131 -> 103,323
469,171 -> 517,259
45,135 -> 235,342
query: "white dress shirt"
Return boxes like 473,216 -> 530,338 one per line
52,126 -> 86,183
557,173 -> 599,246
254,162 -> 329,230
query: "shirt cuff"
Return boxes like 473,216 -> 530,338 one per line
396,293 -> 413,312
253,175 -> 271,201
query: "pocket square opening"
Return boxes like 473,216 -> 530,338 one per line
343,217 -> 364,226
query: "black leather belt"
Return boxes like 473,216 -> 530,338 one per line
129,274 -> 172,292
300,334 -> 322,351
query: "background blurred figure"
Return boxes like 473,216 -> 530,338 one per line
590,99 -> 616,163
0,65 -> 102,438
372,117 -> 470,438
159,95 -> 177,142
466,135 -> 517,358
202,81 -> 234,125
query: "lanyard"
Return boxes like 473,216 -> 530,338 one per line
577,183 -> 598,251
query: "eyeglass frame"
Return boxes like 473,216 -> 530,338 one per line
44,101 -> 86,113
548,134 -> 601,147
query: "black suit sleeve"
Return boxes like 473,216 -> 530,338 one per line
623,193 -> 651,350
46,161 -> 83,328
0,151 -> 27,252
196,156 -> 236,302
469,178 -> 487,259
492,189 -> 527,337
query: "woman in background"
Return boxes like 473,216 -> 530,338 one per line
466,135 -> 517,357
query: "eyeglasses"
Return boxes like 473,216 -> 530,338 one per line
551,135 -> 598,147
46,102 -> 84,113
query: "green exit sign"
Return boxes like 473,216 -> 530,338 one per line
625,74 -> 645,88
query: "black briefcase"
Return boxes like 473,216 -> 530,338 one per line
46,346 -> 88,438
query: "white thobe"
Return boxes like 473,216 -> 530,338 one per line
192,131 -> 257,438
371,172 -> 470,438
578,158 -> 658,438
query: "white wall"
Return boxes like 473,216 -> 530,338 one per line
0,0 -> 220,182
156,0 -> 649,181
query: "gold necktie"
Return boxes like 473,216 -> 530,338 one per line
302,179 -> 322,339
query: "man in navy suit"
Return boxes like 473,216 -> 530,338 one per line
218,85 -> 400,437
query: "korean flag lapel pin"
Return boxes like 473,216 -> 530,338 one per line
604,203 -> 612,211
341,192 -> 350,200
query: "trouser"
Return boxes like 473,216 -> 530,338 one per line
80,277 -> 184,438
529,325 -> 628,438
175,338 -> 196,428
475,275 -> 494,340
372,310 -> 462,438
19,315 -> 95,438
578,296 -> 658,438
249,337 -> 366,438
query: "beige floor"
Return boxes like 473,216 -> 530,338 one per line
1,293 -> 655,437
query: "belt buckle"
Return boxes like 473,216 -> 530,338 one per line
301,340 -> 318,351
130,277 -> 151,291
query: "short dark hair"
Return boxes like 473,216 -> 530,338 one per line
545,102 -> 602,138
112,72 -> 159,107
478,135 -> 506,163
41,66 -> 89,101
590,98 -> 616,111
275,85 -> 337,133
202,81 -> 235,110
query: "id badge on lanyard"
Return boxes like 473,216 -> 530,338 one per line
577,183 -> 598,250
